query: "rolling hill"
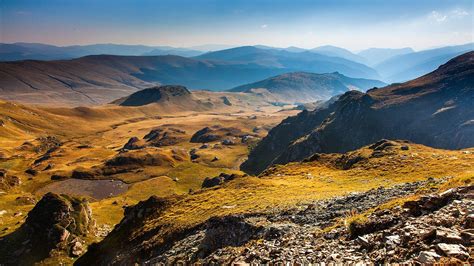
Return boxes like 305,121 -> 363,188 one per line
0,54 -> 286,105
241,51 -> 474,174
229,72 -> 386,103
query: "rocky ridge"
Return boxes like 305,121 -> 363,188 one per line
143,180 -> 473,264
242,51 -> 474,175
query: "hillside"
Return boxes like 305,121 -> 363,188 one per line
230,72 -> 386,103
0,54 -> 284,105
196,46 -> 380,79
374,43 -> 473,82
241,51 -> 474,174
112,85 -> 216,112
75,141 -> 474,264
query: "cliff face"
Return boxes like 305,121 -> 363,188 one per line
242,52 -> 474,174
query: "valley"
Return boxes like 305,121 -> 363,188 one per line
0,35 -> 473,266
0,93 -> 299,260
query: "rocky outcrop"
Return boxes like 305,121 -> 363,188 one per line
242,52 -> 474,174
190,126 -> 244,143
0,169 -> 21,190
122,127 -> 186,151
201,173 -> 242,188
149,181 -> 472,264
71,148 -> 187,179
75,195 -> 182,265
0,193 -> 95,264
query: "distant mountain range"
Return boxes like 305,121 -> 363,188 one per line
0,47 -> 388,105
374,43 -> 474,82
241,51 -> 474,174
357,47 -> 414,66
196,46 -> 380,79
0,43 -> 205,61
0,43 -> 472,106
229,72 -> 386,103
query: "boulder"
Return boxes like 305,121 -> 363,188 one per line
0,193 -> 95,264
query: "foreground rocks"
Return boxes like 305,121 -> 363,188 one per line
0,193 -> 95,264
140,179 -> 473,264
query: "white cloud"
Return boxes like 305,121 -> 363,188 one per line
428,8 -> 470,24
429,11 -> 447,23
261,24 -> 268,29
451,8 -> 469,18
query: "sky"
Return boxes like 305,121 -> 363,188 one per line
1,0 -> 473,51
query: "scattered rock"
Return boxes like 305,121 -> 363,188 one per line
436,243 -> 469,260
221,139 -> 235,146
51,174 -> 68,181
220,96 -> 232,106
202,173 -> 241,188
416,251 -> 441,263
0,171 -> 21,190
15,196 -> 37,205
70,241 -> 84,257
25,168 -> 38,176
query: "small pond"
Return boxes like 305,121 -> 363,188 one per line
37,179 -> 129,200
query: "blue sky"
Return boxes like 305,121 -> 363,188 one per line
1,0 -> 472,51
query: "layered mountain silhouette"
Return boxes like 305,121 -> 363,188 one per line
195,46 -> 380,79
241,51 -> 474,174
0,48 -> 382,105
374,43 -> 473,82
229,72 -> 386,103
311,45 -> 367,64
0,43 -> 203,61
357,47 -> 414,66
0,55 -> 283,105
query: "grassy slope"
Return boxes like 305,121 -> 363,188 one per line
92,142 -> 473,260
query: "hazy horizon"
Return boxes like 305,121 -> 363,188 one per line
1,0 -> 472,51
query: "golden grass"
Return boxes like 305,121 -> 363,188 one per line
128,144 -> 473,241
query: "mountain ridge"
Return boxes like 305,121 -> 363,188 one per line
229,71 -> 386,103
241,51 -> 474,174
